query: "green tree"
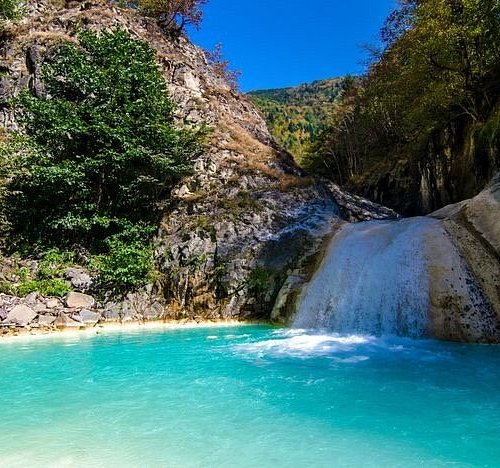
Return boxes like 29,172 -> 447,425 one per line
137,0 -> 206,31
307,0 -> 500,192
5,28 -> 204,285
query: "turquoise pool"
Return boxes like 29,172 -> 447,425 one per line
1,325 -> 500,467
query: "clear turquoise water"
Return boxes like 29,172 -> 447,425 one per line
1,326 -> 500,467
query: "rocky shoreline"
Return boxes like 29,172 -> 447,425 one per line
0,315 -> 250,340
0,290 -> 160,336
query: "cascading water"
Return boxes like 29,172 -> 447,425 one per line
293,217 -> 492,338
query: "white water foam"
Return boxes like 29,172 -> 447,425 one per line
234,329 -> 375,359
293,218 -> 439,337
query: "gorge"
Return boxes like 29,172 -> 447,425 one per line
2,1 -> 500,466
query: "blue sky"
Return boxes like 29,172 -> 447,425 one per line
188,0 -> 397,92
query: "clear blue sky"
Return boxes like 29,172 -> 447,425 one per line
188,0 -> 397,92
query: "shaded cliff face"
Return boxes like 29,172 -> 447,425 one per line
350,114 -> 500,216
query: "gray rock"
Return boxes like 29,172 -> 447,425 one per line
45,298 -> 61,309
64,268 -> 92,291
53,313 -> 82,328
25,45 -> 39,75
33,302 -> 48,313
144,301 -> 164,319
38,315 -> 57,326
73,309 -> 100,325
5,304 -> 37,326
25,292 -> 40,307
65,292 -> 95,309
102,303 -> 122,321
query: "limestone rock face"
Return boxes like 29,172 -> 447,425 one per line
65,292 -> 95,310
429,173 -> 500,341
4,305 -> 37,326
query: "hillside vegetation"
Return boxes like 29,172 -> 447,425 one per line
304,0 -> 500,215
0,4 -> 204,292
248,78 -> 343,162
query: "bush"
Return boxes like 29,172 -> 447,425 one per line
15,279 -> 72,297
91,238 -> 155,289
136,0 -> 206,31
36,248 -> 75,280
3,248 -> 75,297
0,0 -> 22,22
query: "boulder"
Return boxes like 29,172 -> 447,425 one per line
25,292 -> 40,307
73,309 -> 100,325
33,302 -> 47,313
64,268 -> 92,291
38,314 -> 57,326
53,313 -> 82,328
102,303 -> 121,322
65,292 -> 95,309
45,298 -> 61,309
5,305 -> 37,326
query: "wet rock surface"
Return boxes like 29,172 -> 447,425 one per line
430,173 -> 500,341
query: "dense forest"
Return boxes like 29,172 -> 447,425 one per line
248,79 -> 343,163
303,0 -> 500,215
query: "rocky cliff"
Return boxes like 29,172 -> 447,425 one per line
0,0 -> 396,328
428,173 -> 500,341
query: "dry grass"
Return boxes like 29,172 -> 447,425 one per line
277,175 -> 315,192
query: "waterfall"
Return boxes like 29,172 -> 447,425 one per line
293,217 -> 484,338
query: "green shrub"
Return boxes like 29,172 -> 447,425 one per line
247,266 -> 272,294
3,28 -> 205,290
0,280 -> 14,295
36,248 -> 75,280
7,28 -> 203,252
0,0 -> 23,22
91,238 -> 155,289
15,278 -> 72,297
6,248 -> 75,297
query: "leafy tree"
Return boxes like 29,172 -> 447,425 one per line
137,0 -> 206,31
205,43 -> 241,91
5,28 -> 204,286
306,0 -> 500,198
249,79 -> 343,162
